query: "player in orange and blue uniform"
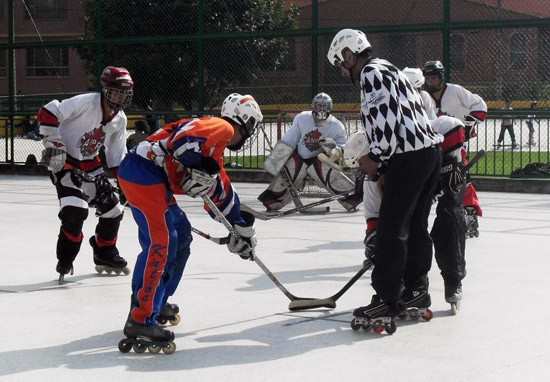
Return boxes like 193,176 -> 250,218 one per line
117,93 -> 263,349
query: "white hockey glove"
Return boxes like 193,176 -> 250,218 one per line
41,147 -> 66,173
180,168 -> 217,198
319,137 -> 337,155
227,211 -> 256,260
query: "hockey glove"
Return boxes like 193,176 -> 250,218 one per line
319,137 -> 337,156
227,211 -> 256,261
180,168 -> 217,198
448,161 -> 466,193
41,147 -> 66,174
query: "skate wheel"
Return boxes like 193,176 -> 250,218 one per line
106,269 -> 113,275
162,342 -> 176,354
115,270 -> 122,275
133,343 -> 147,353
422,309 -> 434,321
95,266 -> 103,274
158,318 -> 168,325
361,322 -> 371,331
122,267 -> 131,275
170,314 -> 181,326
148,344 -> 161,354
350,319 -> 361,331
118,339 -> 132,353
373,325 -> 384,334
385,321 -> 397,335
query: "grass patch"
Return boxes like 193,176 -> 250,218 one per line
469,150 -> 550,176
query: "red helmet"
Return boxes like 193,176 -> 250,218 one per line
100,66 -> 134,110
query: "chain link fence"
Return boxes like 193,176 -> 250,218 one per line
1,0 -> 550,177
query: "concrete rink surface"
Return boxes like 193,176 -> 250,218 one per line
0,176 -> 549,382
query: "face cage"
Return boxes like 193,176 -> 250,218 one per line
103,87 -> 133,110
227,116 -> 259,151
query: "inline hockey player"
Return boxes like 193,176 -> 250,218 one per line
116,93 -> 262,354
327,29 -> 442,333
423,60 -> 487,238
258,92 -> 360,212
38,66 -> 132,283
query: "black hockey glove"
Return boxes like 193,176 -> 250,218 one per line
448,161 -> 466,193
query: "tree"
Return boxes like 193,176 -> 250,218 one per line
79,0 -> 298,111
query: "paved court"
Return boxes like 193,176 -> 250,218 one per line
1,176 -> 549,381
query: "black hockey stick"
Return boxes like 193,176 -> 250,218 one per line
463,149 -> 486,173
240,191 -> 353,221
200,195 -> 335,309
288,259 -> 373,310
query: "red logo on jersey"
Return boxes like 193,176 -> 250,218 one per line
80,127 -> 106,156
304,129 -> 322,152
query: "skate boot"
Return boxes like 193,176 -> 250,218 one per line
398,289 -> 433,321
56,260 -> 74,284
90,236 -> 130,275
157,303 -> 181,326
119,317 -> 176,354
350,295 -> 402,334
464,207 -> 479,238
445,281 -> 463,315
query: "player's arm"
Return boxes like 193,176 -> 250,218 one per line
457,85 -> 487,123
103,116 -> 128,177
361,66 -> 400,162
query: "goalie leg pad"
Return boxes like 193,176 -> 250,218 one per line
264,141 -> 295,176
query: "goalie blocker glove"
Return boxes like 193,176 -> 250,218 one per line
227,211 -> 257,260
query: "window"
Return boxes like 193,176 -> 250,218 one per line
510,33 -> 528,70
450,34 -> 465,71
0,50 -> 6,77
24,0 -> 67,20
26,47 -> 69,76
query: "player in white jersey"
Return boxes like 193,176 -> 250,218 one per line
38,66 -> 132,282
258,92 -> 360,212
423,60 -> 487,238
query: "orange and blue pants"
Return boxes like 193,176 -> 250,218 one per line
118,153 -> 192,325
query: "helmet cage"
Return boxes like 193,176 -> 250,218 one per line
103,87 -> 133,109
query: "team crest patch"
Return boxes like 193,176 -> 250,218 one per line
80,127 -> 106,156
304,129 -> 322,152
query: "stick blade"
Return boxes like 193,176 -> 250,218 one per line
299,206 -> 330,215
288,298 -> 336,311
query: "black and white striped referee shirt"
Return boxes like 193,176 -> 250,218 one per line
360,58 -> 442,162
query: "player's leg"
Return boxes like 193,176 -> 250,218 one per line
306,159 -> 358,211
52,169 -> 90,280
363,177 -> 382,260
258,152 -> 307,211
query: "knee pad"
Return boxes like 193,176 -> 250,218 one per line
58,206 -> 88,236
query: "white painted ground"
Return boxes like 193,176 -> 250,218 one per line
1,176 -> 549,382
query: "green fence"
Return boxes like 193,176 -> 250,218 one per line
2,0 -> 550,176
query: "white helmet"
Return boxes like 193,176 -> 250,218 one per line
221,93 -> 263,150
312,92 -> 333,122
327,29 -> 371,66
402,67 -> 425,89
221,93 -> 263,137
344,130 -> 369,168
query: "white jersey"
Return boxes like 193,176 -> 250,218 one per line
281,111 -> 347,159
420,90 -> 437,121
431,83 -> 487,123
39,93 -> 127,168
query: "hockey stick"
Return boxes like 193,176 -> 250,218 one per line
240,191 -> 353,221
288,259 -> 373,310
464,149 -> 486,173
201,195 -> 335,308
260,125 -> 329,215
191,227 -> 229,245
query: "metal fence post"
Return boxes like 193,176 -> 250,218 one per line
197,0 -> 205,112
311,0 -> 319,98
8,0 -> 16,164
443,0 -> 451,82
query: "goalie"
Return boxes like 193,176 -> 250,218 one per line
258,92 -> 360,212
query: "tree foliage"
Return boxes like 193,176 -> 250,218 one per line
79,0 -> 298,110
